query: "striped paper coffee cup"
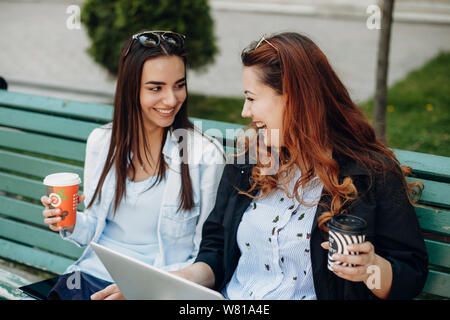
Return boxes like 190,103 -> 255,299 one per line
327,215 -> 367,271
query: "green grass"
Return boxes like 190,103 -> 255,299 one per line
188,51 -> 450,157
359,51 -> 450,157
188,94 -> 247,125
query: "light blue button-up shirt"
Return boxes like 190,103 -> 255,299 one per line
75,174 -> 165,282
224,169 -> 323,300
61,124 -> 225,277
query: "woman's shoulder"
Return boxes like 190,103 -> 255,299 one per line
87,123 -> 112,145
85,123 -> 112,159
335,149 -> 401,177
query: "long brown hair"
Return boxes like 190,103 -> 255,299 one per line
238,32 -> 422,232
87,32 -> 195,214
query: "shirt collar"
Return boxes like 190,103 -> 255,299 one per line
161,127 -> 181,159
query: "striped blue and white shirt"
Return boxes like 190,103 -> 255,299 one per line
224,169 -> 324,300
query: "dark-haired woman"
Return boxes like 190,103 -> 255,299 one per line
173,32 -> 428,300
40,31 -> 225,300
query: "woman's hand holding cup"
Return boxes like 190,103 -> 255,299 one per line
41,194 -> 85,233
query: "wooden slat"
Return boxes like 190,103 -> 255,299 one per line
0,267 -> 31,300
415,206 -> 450,236
0,149 -> 83,183
394,149 -> 450,183
0,90 -> 112,122
0,238 -> 75,274
0,195 -> 45,226
0,217 -> 84,260
0,128 -> 86,162
0,172 -> 45,201
423,269 -> 450,298
407,177 -> 450,209
0,107 -> 99,141
0,195 -> 84,227
425,239 -> 450,268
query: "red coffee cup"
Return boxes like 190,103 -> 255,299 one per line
43,173 -> 81,229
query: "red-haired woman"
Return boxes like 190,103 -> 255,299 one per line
174,32 -> 428,300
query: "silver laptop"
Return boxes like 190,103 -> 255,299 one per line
90,242 -> 224,300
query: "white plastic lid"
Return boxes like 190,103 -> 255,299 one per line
43,172 -> 81,187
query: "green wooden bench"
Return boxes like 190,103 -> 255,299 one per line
0,90 -> 449,300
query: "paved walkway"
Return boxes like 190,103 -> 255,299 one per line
0,0 -> 449,104
213,0 -> 450,24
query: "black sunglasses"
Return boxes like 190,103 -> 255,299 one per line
123,30 -> 185,58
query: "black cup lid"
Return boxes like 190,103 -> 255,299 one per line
328,214 -> 367,235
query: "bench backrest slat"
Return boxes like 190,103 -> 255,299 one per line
0,128 -> 86,162
423,270 -> 450,298
415,206 -> 450,236
0,238 -> 76,274
1,172 -> 50,201
425,239 -> 450,268
0,149 -> 84,183
394,149 -> 450,183
0,216 -> 84,260
0,195 -> 46,227
406,177 -> 450,209
0,106 -> 100,141
0,90 -> 113,122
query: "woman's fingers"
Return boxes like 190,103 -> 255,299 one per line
41,196 -> 51,209
332,253 -> 367,266
104,292 -> 125,300
347,242 -> 374,254
331,264 -> 368,282
42,207 -> 60,216
42,205 -> 62,231
91,287 -> 109,300
330,241 -> 376,283
91,284 -> 123,300
78,194 -> 85,204
42,211 -> 61,231
43,215 -> 61,225
48,224 -> 62,232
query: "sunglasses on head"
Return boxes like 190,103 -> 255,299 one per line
254,34 -> 279,53
123,30 -> 186,59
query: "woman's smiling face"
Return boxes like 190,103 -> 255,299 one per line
139,55 -> 187,131
242,66 -> 285,147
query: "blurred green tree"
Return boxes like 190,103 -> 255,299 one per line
81,0 -> 218,75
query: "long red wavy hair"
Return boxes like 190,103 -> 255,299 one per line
237,32 -> 422,232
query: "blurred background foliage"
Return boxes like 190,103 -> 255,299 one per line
81,0 -> 218,75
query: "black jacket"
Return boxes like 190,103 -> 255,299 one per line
195,151 -> 429,300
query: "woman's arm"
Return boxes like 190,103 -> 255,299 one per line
373,164 -> 428,299
91,262 -> 216,300
59,127 -> 110,246
193,163 -> 236,290
366,252 -> 393,299
322,162 -> 427,300
172,262 -> 215,288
